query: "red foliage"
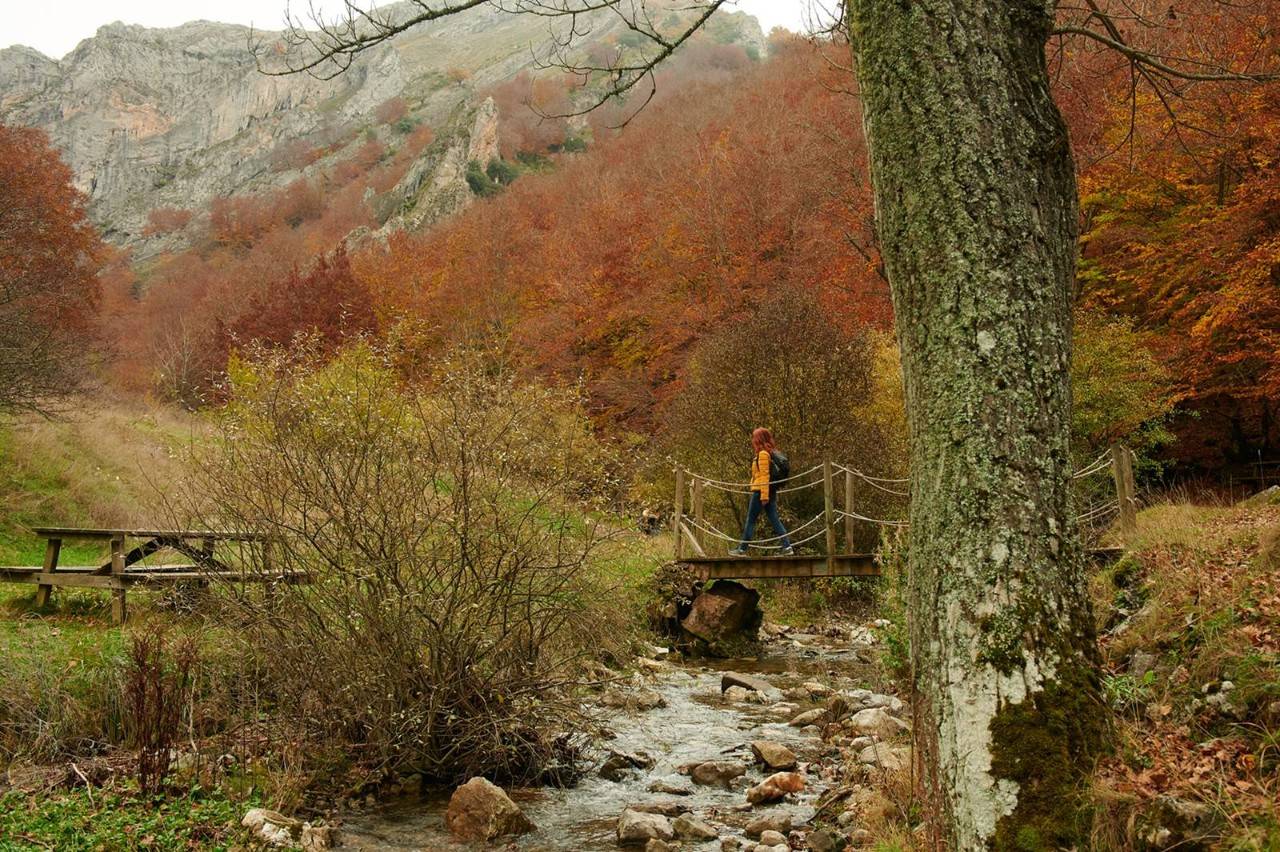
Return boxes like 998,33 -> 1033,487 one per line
375,97 -> 408,126
143,206 -> 194,236
218,246 -> 378,356
486,72 -> 573,158
0,124 -> 105,409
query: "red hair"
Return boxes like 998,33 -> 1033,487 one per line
751,427 -> 776,453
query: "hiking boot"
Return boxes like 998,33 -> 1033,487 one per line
780,546 -> 796,556
728,547 -> 748,557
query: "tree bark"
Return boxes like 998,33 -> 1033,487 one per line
846,0 -> 1105,848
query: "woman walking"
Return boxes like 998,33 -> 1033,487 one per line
729,428 -> 795,556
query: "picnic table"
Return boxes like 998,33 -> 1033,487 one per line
0,527 -> 300,624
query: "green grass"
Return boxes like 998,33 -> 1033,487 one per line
0,787 -> 248,851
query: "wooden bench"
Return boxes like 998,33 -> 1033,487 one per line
0,527 -> 301,624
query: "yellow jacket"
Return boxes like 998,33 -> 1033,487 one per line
751,450 -> 772,502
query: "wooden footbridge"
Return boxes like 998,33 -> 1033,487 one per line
673,446 -> 1137,582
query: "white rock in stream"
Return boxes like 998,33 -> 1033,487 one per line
673,814 -> 719,840
617,809 -> 675,845
847,707 -> 910,740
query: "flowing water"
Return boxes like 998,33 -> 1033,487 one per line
338,631 -> 878,851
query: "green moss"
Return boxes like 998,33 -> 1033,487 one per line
990,659 -> 1107,850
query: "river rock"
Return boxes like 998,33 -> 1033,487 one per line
721,838 -> 743,851
300,823 -> 334,851
692,760 -> 748,786
645,841 -> 674,852
788,708 -> 826,727
725,685 -> 753,702
242,809 -> 298,847
444,777 -> 534,840
808,828 -> 843,852
721,672 -> 784,701
857,743 -> 912,772
618,809 -> 675,845
673,814 -> 719,840
847,707 -> 909,740
803,681 -> 832,698
681,580 -> 763,655
864,693 -> 904,714
746,812 -> 793,836
630,801 -> 691,817
758,829 -> 787,845
746,771 -> 805,804
849,828 -> 873,846
750,740 -> 798,771
649,776 -> 694,796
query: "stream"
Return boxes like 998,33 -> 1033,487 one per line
336,626 -> 888,851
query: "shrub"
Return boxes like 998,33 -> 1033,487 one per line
124,625 -> 197,794
143,207 -> 194,236
181,344 -> 622,783
485,157 -> 520,186
466,159 -> 501,197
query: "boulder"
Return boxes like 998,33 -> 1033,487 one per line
857,743 -> 912,772
444,777 -> 535,841
681,581 -> 763,655
618,809 -> 675,845
722,672 -> 784,701
673,813 -> 719,840
746,772 -> 805,805
649,776 -> 694,796
692,760 -> 748,787
808,828 -> 844,851
242,809 -> 299,847
630,801 -> 691,817
789,709 -> 826,727
300,823 -> 335,851
847,707 -> 910,740
745,812 -> 793,837
750,740 -> 798,771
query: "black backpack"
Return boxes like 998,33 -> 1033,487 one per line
768,450 -> 791,485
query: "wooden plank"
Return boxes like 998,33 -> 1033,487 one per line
823,462 -> 836,569
673,466 -> 686,562
34,537 -> 61,608
680,522 -> 707,558
31,527 -> 266,541
844,469 -> 855,551
684,553 -> 880,580
1111,445 -> 1138,541
110,535 -> 127,625
0,570 -> 126,590
691,478 -> 706,555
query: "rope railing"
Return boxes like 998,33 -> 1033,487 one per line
672,444 -> 1138,562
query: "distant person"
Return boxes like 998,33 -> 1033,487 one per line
729,427 -> 794,556
639,507 -> 661,536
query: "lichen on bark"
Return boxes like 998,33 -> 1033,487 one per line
845,0 -> 1107,846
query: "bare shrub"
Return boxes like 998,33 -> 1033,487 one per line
124,624 -> 197,795
180,342 -> 623,784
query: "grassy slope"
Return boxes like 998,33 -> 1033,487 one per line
1090,496 -> 1280,849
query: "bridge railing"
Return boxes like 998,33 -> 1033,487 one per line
672,444 -> 1137,562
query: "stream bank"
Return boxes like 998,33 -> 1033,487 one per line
334,620 -> 911,851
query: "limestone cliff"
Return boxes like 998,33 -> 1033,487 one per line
0,4 -> 764,254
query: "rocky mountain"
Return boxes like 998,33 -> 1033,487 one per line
0,4 -> 765,257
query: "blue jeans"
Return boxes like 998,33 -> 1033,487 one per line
739,491 -> 792,549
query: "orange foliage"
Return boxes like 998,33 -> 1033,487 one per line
143,206 -> 194,236
356,37 -> 888,429
375,97 -> 408,126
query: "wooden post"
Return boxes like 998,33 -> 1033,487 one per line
823,461 -> 837,561
110,534 -> 127,625
34,536 -> 61,608
1111,444 -> 1137,541
844,468 -> 856,552
673,466 -> 686,561
691,477 -> 706,555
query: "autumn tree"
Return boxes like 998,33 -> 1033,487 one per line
0,124 -> 103,415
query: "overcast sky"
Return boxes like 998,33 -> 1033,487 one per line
6,0 -> 812,59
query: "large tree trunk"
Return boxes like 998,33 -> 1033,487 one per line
846,0 -> 1105,848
